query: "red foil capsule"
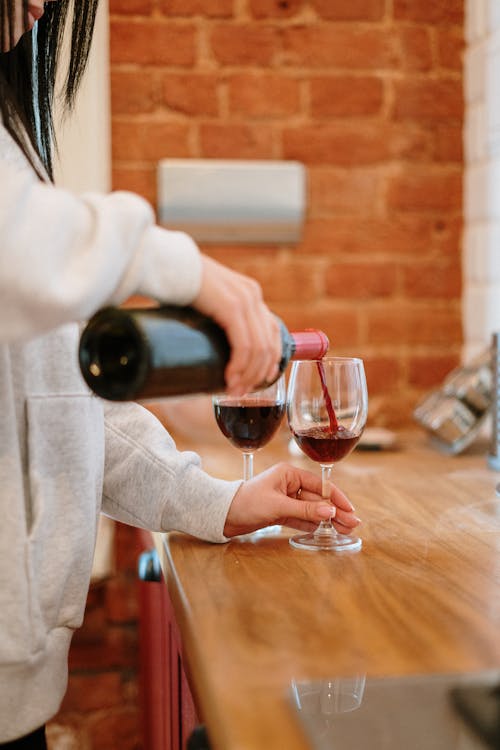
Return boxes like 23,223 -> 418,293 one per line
290,329 -> 330,360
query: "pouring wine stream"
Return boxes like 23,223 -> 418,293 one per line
316,361 -> 340,503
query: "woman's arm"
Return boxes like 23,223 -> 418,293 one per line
0,128 -> 282,393
0,155 -> 201,341
102,403 -> 360,542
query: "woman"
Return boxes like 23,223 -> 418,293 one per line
0,2 -> 360,746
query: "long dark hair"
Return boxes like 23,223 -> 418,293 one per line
0,0 -> 100,180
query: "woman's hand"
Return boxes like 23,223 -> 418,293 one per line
192,255 -> 281,396
223,462 -> 361,538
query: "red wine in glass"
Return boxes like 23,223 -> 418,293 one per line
214,400 -> 285,452
291,426 -> 361,464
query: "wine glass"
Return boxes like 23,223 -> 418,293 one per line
213,376 -> 286,481
292,674 -> 366,715
291,675 -> 366,741
287,357 -> 368,552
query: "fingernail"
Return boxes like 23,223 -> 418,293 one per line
318,504 -> 336,520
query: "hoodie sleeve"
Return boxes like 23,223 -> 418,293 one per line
101,402 -> 241,543
0,127 -> 202,343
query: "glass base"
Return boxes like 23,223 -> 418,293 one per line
289,529 -> 362,552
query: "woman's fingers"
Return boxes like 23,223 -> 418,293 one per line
291,475 -> 356,514
280,497 -> 360,532
226,300 -> 279,395
280,466 -> 361,534
192,256 -> 282,395
223,462 -> 361,539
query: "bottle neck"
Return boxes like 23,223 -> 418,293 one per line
290,329 -> 329,360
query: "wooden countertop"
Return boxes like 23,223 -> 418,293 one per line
154,429 -> 500,750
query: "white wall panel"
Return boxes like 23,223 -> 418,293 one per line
54,0 -> 111,193
463,0 -> 500,358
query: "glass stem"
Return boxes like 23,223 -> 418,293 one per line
321,464 -> 333,499
315,464 -> 335,536
243,452 -> 254,481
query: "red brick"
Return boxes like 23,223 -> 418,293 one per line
430,216 -> 463,257
397,26 -> 433,71
393,124 -> 443,163
387,168 -> 462,212
162,73 -> 219,116
105,576 -> 139,623
310,75 -> 384,117
282,26 -> 398,69
228,73 -> 301,117
110,20 -> 196,66
249,0 -> 305,18
370,393 -> 422,428
71,599 -> 107,647
363,357 -> 402,395
68,625 -> 138,671
408,353 -> 461,388
159,0 -> 233,16
283,122 -> 434,166
110,0 -> 153,13
115,523 -> 145,573
432,124 -> 463,163
112,119 -> 191,162
301,216 -> 462,260
437,27 -> 464,70
394,0 -> 463,24
392,78 -> 463,122
85,579 -> 107,611
403,261 -> 462,299
199,122 -> 275,158
60,673 -> 124,713
366,305 -> 462,346
88,708 -> 141,750
309,168 -> 382,216
325,263 -> 398,298
111,70 -> 157,115
112,167 -> 157,207
311,0 -> 385,21
230,257 -> 325,303
211,24 -> 279,65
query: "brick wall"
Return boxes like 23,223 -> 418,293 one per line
50,2 -> 464,748
110,0 -> 464,428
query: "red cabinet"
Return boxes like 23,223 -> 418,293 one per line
138,548 -> 199,750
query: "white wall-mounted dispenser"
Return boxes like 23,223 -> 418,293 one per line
157,159 -> 306,244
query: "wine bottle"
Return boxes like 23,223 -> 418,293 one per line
78,305 -> 329,401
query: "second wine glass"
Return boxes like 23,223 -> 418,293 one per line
287,357 -> 368,552
213,376 -> 286,481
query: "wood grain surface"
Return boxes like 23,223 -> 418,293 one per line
155,429 -> 500,750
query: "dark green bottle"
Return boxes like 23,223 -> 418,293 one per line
78,305 -> 329,401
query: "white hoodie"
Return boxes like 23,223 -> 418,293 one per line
0,122 -> 240,741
